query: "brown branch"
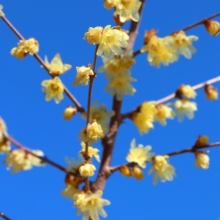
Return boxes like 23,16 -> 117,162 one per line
1,16 -> 84,113
0,212 -> 11,220
122,75 -> 220,119
133,11 -> 220,57
91,0 -> 146,192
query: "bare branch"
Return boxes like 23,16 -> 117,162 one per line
1,16 -> 84,113
0,212 -> 11,220
122,75 -> 220,119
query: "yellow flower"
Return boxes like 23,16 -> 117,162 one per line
41,76 -> 64,104
126,139 -> 154,168
80,142 -> 100,162
63,106 -> 77,120
5,149 -> 44,174
114,0 -> 142,22
132,166 -> 144,180
103,0 -> 117,9
61,185 -> 78,200
0,5 -> 5,17
171,31 -> 198,59
73,66 -> 94,86
174,99 -> 197,122
205,20 -> 220,36
79,163 -> 96,177
98,53 -> 135,76
74,190 -> 110,220
132,101 -> 157,134
84,27 -> 103,44
44,53 -> 72,75
148,155 -> 175,185
195,135 -> 209,147
105,73 -> 136,101
81,100 -> 115,133
96,25 -> 129,57
0,118 -> 11,154
87,121 -> 104,142
205,85 -> 218,100
119,165 -> 132,177
178,85 -> 196,99
195,152 -> 209,169
11,38 -> 39,59
154,104 -> 174,125
141,35 -> 176,68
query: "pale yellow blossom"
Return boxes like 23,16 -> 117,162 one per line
84,27 -> 103,44
195,152 -> 209,169
105,73 -> 136,101
61,185 -> 78,200
205,85 -> 218,100
132,101 -> 157,134
126,139 -> 154,168
174,99 -> 197,122
0,5 -> 5,17
74,190 -> 110,220
205,20 -> 220,36
97,25 -> 129,57
103,0 -> 118,9
81,100 -> 115,133
154,104 -> 174,125
5,149 -> 44,173
73,66 -> 94,86
195,135 -> 209,147
79,163 -> 96,177
80,142 -> 100,162
148,155 -> 175,185
178,85 -> 196,99
0,118 -> 11,154
41,76 -> 64,104
44,53 -> 71,75
63,106 -> 77,120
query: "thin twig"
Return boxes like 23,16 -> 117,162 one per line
0,212 -> 11,220
122,75 -> 220,119
1,16 -> 84,113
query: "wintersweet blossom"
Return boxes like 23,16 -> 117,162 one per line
205,85 -> 218,100
41,76 -> 64,104
0,118 -> 11,154
84,27 -> 103,44
178,85 -> 197,99
79,163 -> 96,177
126,139 -> 154,168
132,101 -> 157,134
85,121 -> 104,143
114,0 -> 142,22
11,38 -> 39,59
205,20 -> 220,36
0,5 -> 5,17
148,155 -> 175,185
195,135 -> 209,147
73,66 -> 94,86
195,152 -> 209,169
5,149 -> 44,173
105,73 -> 136,101
61,185 -> 78,200
96,25 -> 129,57
171,31 -> 198,59
174,99 -> 197,122
141,34 -> 176,67
132,166 -> 144,180
81,100 -> 114,133
154,104 -> 174,125
74,190 -> 110,220
80,142 -> 100,162
44,53 -> 72,75
63,106 -> 77,120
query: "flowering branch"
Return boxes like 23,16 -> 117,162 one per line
0,212 -> 11,220
0,16 -> 84,113
91,0 -> 146,192
122,75 -> 220,119
133,11 -> 220,57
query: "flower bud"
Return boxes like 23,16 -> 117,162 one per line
204,20 -> 220,36
195,135 -> 209,147
132,166 -> 144,180
119,165 -> 132,177
63,106 -> 77,120
195,152 -> 209,169
205,85 -> 218,100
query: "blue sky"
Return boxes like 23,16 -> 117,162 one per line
0,1 -> 220,220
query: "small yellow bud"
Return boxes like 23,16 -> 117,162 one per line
204,20 -> 220,36
63,106 -> 77,120
205,85 -> 218,100
119,165 -> 132,177
195,152 -> 209,169
195,135 -> 209,147
178,85 -> 196,99
132,166 -> 144,180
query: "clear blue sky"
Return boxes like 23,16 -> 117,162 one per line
1,1 -> 220,220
